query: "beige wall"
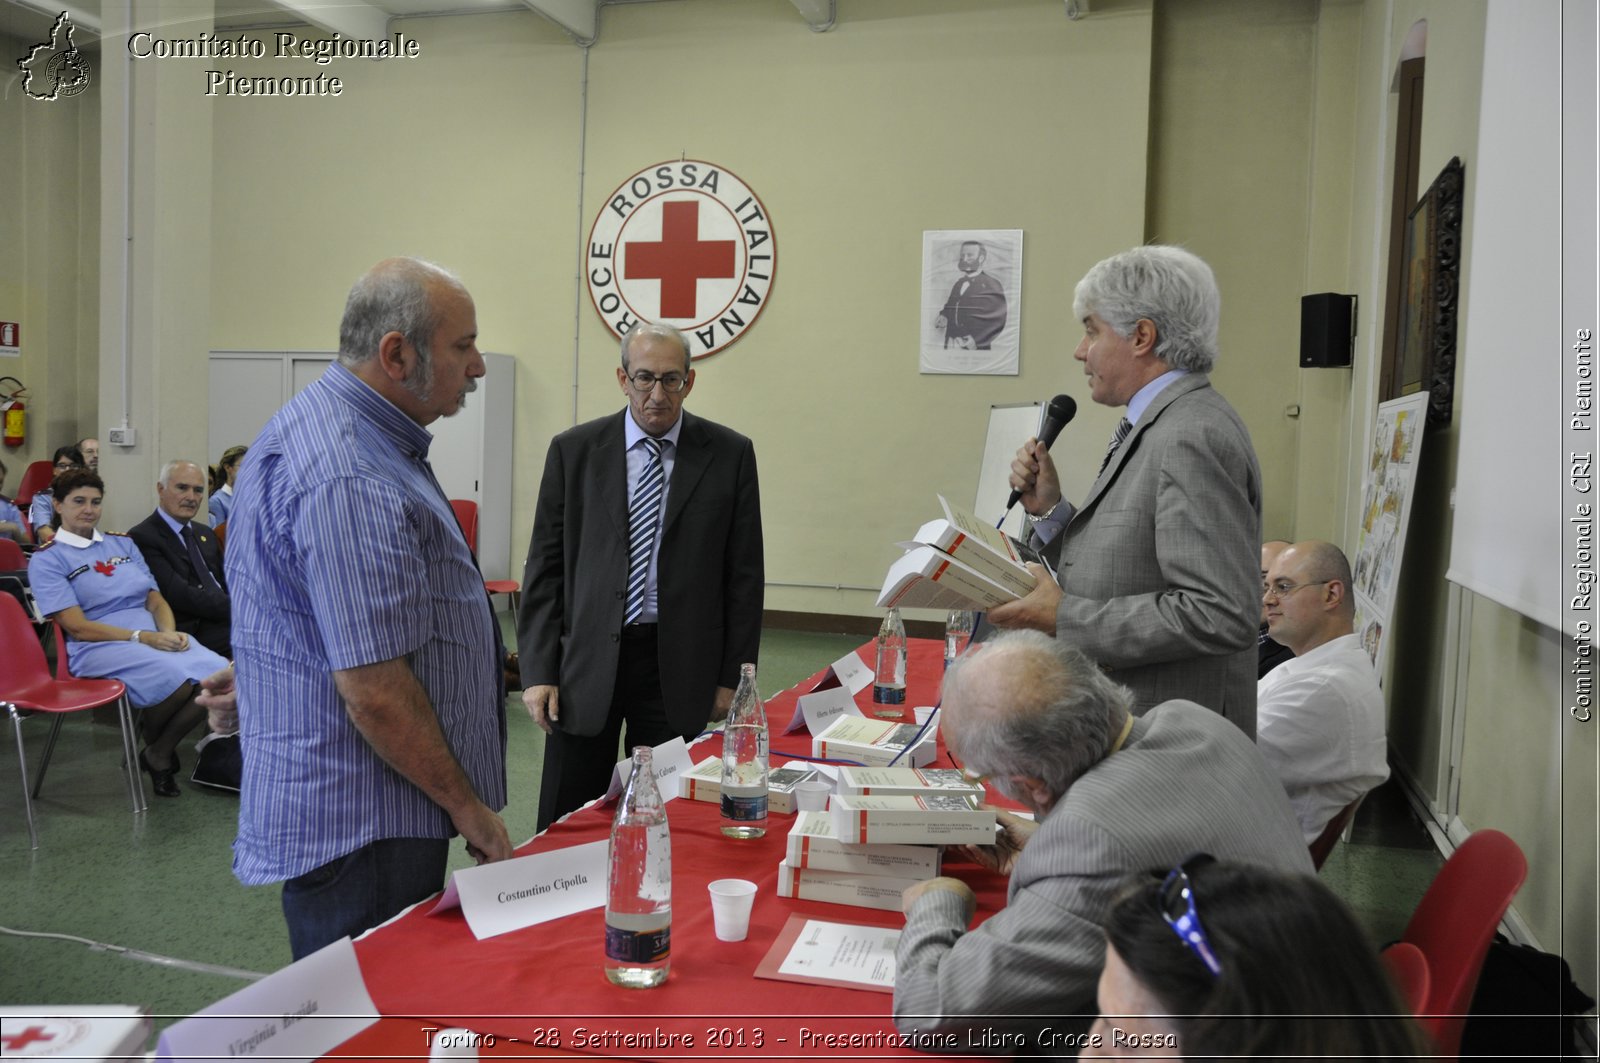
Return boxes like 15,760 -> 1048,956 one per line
207,0 -> 1154,621
0,32 -> 99,482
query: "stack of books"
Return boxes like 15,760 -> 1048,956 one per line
678,759 -> 825,815
810,715 -> 936,768
875,495 -> 1039,610
775,770 -> 996,913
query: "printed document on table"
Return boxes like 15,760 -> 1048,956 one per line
754,914 -> 900,994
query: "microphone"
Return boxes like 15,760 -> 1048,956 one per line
1004,394 -> 1078,513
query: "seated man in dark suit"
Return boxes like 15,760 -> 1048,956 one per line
129,459 -> 231,657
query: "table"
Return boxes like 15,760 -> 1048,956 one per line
346,639 -> 1012,1061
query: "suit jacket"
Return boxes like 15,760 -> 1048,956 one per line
128,509 -> 231,657
893,701 -> 1313,1038
1039,373 -> 1262,736
939,271 -> 1007,349
517,409 -> 764,737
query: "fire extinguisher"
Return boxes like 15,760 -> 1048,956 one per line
0,377 -> 26,447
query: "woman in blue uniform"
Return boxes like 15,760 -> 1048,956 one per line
206,444 -> 247,528
29,468 -> 230,796
28,445 -> 84,545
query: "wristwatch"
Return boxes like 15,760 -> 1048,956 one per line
1026,500 -> 1063,524
128,630 -> 141,643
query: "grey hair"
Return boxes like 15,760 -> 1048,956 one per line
157,459 -> 203,488
337,259 -> 465,396
1072,245 -> 1221,373
620,321 -> 692,374
942,630 -> 1133,803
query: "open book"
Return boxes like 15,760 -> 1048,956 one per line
874,495 -> 1039,610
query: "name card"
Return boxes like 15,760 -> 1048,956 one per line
785,685 -> 864,735
830,650 -> 874,694
433,840 -> 608,940
602,735 -> 695,804
156,937 -> 376,1062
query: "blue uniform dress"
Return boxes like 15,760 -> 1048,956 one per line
207,485 -> 233,527
28,493 -> 52,534
0,497 -> 23,531
29,529 -> 228,706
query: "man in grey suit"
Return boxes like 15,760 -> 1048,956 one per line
519,322 -> 764,831
893,631 -> 1311,1043
992,245 -> 1262,736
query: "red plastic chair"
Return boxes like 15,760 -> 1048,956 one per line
0,536 -> 24,570
1401,828 -> 1528,1058
1382,941 -> 1432,1015
1,596 -> 147,848
1308,793 -> 1364,869
450,498 -> 519,614
13,459 -> 53,508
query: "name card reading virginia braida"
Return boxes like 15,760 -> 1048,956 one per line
602,734 -> 695,803
156,936 -> 376,1062
431,840 -> 608,940
785,685 -> 863,735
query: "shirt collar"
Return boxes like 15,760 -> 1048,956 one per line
622,407 -> 684,452
156,508 -> 187,537
219,483 -> 233,497
1126,368 -> 1189,426
54,527 -> 105,548
322,361 -> 435,459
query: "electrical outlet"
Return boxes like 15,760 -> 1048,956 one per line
107,427 -> 137,447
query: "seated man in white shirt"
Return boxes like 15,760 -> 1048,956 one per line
1258,540 -> 1389,843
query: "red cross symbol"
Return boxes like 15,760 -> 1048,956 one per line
623,200 -> 736,318
2,1026 -> 57,1050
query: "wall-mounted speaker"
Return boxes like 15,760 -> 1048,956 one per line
1300,293 -> 1356,368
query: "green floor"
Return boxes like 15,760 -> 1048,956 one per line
1,624 -> 1440,1025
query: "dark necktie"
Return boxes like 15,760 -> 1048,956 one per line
625,438 -> 665,625
182,524 -> 221,591
1098,417 -> 1133,477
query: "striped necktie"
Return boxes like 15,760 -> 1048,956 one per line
624,437 -> 665,625
1098,416 -> 1133,476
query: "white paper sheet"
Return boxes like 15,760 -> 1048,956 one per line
785,685 -> 864,735
601,735 -> 695,804
776,919 -> 902,990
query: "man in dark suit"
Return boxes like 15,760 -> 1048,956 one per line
935,240 -> 1007,350
518,322 -> 764,831
130,459 -> 231,658
995,245 -> 1262,737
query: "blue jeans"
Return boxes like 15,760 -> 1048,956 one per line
280,836 -> 449,960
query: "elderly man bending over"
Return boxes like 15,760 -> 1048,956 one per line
893,630 -> 1310,1043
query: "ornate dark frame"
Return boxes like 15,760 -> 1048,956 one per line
1394,156 -> 1465,426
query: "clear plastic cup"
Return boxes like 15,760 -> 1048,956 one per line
707,878 -> 758,942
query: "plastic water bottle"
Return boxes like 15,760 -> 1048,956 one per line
944,609 -> 973,670
874,607 -> 907,704
604,746 -> 671,987
720,662 -> 769,839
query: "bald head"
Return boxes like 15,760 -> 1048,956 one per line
941,630 -> 1132,813
1263,540 -> 1355,655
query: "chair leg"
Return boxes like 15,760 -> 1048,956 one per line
115,695 -> 148,814
8,703 -> 40,850
29,714 -> 65,799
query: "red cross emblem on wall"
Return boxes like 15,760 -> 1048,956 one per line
587,160 -> 777,360
622,201 -> 736,319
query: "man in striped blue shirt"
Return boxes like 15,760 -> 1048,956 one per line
226,258 -> 512,958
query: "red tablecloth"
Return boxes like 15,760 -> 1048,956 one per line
349,639 -> 1011,1061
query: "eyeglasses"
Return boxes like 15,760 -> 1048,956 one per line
1160,857 -> 1222,976
1262,578 -> 1329,599
53,461 -> 76,471
625,370 -> 688,394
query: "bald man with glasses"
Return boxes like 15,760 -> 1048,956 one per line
1258,540 -> 1388,843
518,321 -> 764,830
